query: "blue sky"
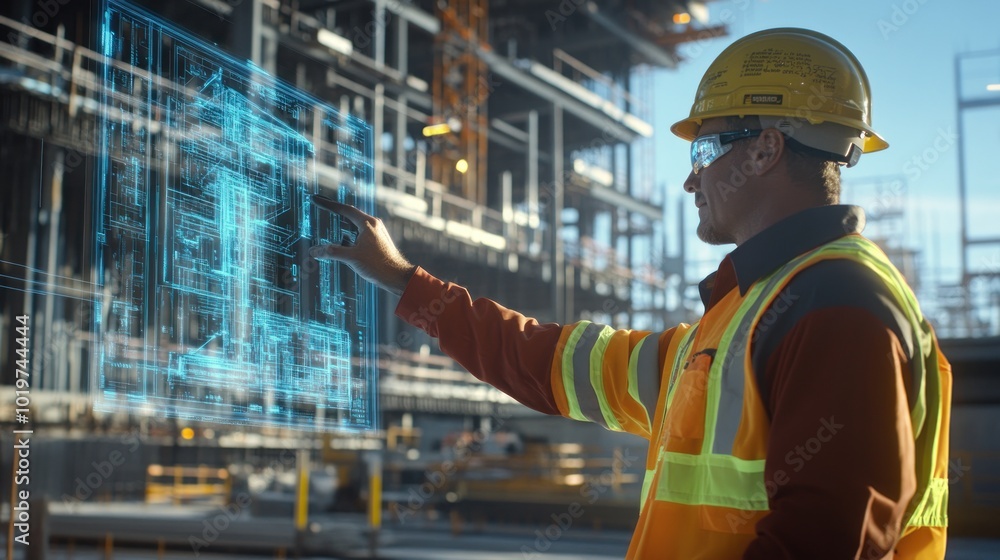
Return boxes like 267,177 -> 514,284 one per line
653,0 -> 1000,287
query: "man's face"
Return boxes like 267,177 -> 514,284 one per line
682,118 -> 754,245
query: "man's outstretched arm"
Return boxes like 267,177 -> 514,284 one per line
394,265 -> 569,415
309,195 -> 675,437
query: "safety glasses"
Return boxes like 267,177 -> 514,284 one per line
690,129 -> 763,175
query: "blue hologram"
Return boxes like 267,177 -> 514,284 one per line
92,0 -> 378,432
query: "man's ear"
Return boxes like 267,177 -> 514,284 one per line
748,128 -> 785,176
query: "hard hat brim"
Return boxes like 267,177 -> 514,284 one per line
670,113 -> 889,154
670,28 -> 890,155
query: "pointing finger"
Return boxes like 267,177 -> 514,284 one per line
312,194 -> 371,229
309,244 -> 350,260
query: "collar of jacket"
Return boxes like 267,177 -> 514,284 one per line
698,204 -> 867,306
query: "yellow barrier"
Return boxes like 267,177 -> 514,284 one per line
145,465 -> 231,505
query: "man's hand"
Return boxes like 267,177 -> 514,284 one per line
309,194 -> 416,296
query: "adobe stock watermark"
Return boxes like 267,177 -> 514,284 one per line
390,405 -> 515,523
866,178 -> 906,222
59,430 -> 142,511
878,0 -> 932,40
666,286 -> 799,406
388,460 -> 457,523
543,0 -> 588,30
394,283 -> 460,349
47,135 -> 98,179
981,252 -> 1000,275
902,127 -> 957,183
948,456 -> 970,485
675,286 -> 799,399
678,0 -> 756,62
531,125 -> 622,211
189,449 -> 297,556
189,492 -> 253,557
402,72 -> 502,170
748,287 -> 800,345
520,448 -> 638,558
348,0 -> 409,51
726,416 -> 844,532
6,0 -> 74,44
708,84 -> 853,203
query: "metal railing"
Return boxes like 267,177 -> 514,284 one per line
145,464 -> 232,505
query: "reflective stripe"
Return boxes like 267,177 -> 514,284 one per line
711,358 -> 745,455
640,467 -> 656,506
907,477 -> 949,528
849,240 -> 946,530
666,325 -> 699,405
825,239 -> 928,432
709,250 -> 812,454
628,334 -> 661,418
572,323 -> 610,427
906,340 -> 945,529
709,235 -> 925,455
767,238 -> 948,531
655,452 -> 768,510
837,238 -> 947,530
745,236 -> 943,514
589,325 -> 622,430
851,243 -> 931,437
561,322 -> 592,422
648,234 -> 947,534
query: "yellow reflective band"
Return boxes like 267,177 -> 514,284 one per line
561,322 -> 592,422
665,325 -> 698,411
703,248 -> 810,455
639,468 -> 656,506
778,237 -> 935,442
907,477 -> 949,528
857,245 -> 931,436
918,341 -> 945,503
589,325 -> 623,431
654,452 -> 768,510
732,235 -> 947,529
648,234 -> 948,535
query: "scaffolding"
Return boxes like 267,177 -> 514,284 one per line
0,0 -> 728,423
953,48 -> 1000,337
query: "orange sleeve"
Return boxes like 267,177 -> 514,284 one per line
546,321 -> 676,439
394,266 -> 566,414
396,267 -> 676,438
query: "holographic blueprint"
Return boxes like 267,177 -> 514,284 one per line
92,0 -> 377,431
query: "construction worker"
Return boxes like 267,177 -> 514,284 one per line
310,28 -> 951,559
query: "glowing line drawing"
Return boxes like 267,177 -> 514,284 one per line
92,0 -> 377,431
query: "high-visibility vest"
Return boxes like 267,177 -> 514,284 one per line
552,234 -> 951,559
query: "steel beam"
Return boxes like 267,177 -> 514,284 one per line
475,47 -> 638,143
552,105 -> 565,322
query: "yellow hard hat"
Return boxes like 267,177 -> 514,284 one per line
671,28 -> 888,156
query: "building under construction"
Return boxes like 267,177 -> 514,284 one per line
0,0 -> 729,549
1,0 -> 999,554
0,1 -> 731,434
